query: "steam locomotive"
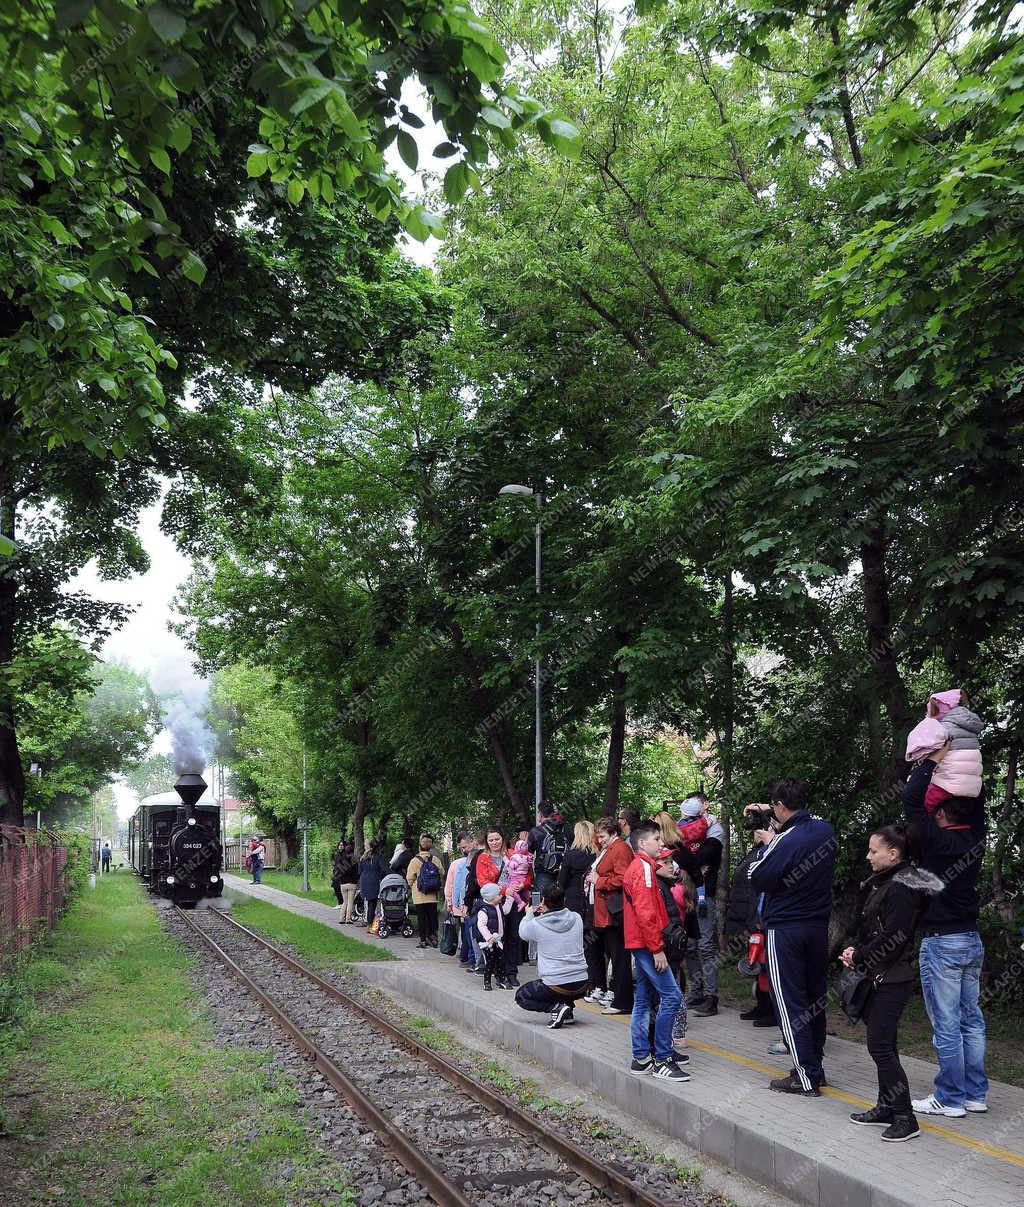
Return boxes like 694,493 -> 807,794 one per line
128,773 -> 224,906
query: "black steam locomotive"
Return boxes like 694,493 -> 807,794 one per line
128,773 -> 224,906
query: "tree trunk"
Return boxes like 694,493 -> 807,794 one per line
991,743 -> 1019,924
352,719 -> 369,857
718,570 -> 735,937
448,621 -> 529,828
859,524 -> 913,784
0,470 -> 24,827
602,665 -> 628,813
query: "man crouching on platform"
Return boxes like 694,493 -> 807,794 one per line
516,886 -> 590,1030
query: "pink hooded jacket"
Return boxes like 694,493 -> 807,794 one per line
905,689 -> 984,798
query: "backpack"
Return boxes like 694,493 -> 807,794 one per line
537,820 -> 569,875
416,853 -> 442,894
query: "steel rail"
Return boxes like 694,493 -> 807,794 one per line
173,907 -> 474,1207
206,906 -> 670,1207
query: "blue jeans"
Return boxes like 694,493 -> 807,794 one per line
630,949 -> 682,1063
461,917 -> 480,967
252,861 -> 263,884
919,932 -> 987,1107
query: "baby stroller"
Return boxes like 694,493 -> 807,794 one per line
376,872 -> 415,939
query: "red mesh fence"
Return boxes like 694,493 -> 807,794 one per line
0,826 -> 70,963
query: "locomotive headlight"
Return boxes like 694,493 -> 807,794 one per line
210,875 -> 220,883
166,875 -> 176,885
187,817 -> 197,826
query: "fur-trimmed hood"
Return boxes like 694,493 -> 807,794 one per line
893,866 -> 945,895
860,863 -> 945,895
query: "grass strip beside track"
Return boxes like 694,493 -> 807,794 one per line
0,876 -> 355,1206
227,893 -> 395,967
251,870 -> 338,906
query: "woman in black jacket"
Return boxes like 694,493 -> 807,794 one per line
358,840 -> 390,933
841,824 -> 942,1143
332,840 -> 359,923
558,820 -> 597,919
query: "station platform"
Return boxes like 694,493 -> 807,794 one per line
222,875 -> 1024,1207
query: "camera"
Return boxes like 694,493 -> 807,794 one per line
743,805 -> 775,832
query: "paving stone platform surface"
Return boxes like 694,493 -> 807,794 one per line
223,874 -> 1024,1207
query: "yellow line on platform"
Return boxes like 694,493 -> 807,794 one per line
576,1003 -> 1024,1170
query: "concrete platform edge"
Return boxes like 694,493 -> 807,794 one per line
358,963 -> 922,1207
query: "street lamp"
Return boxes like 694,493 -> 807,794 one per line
498,483 -> 544,819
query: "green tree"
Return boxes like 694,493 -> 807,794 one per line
123,752 -> 174,801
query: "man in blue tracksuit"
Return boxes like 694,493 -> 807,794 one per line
747,779 -> 837,1096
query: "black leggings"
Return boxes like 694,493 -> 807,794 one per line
502,906 -> 523,977
417,901 -> 438,942
596,924 -> 633,1011
864,980 -> 913,1115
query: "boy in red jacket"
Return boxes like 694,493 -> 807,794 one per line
623,824 -> 689,1081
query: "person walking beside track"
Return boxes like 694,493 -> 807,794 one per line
249,836 -> 266,885
585,817 -> 634,1014
406,834 -> 443,948
623,823 -> 688,1081
903,743 -> 989,1118
358,840 -> 389,934
331,839 -> 358,923
516,886 -> 590,1029
746,779 -> 837,1096
841,824 -> 943,1143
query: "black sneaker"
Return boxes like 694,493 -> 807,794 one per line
850,1106 -> 894,1127
652,1059 -> 691,1082
751,1016 -> 777,1028
684,993 -> 707,1010
670,1049 -> 690,1064
881,1116 -> 920,1143
629,1056 -> 655,1076
770,1073 -> 821,1097
740,1006 -> 773,1022
549,1003 -> 574,1029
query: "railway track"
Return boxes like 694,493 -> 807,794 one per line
173,905 -> 698,1207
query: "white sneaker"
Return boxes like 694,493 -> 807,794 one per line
964,1100 -> 988,1112
582,991 -> 604,1005
598,988 -> 614,1004
912,1094 -> 966,1118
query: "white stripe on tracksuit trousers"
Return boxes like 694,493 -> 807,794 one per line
766,928 -> 813,1091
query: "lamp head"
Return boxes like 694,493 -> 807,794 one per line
498,483 -> 534,496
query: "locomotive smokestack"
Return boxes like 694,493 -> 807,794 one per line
174,773 -> 207,822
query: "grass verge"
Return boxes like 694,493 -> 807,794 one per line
0,876 -> 354,1206
227,893 -> 395,967
249,870 -> 338,907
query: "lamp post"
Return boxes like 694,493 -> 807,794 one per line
498,484 -> 543,820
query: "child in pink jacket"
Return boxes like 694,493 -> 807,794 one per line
905,689 -> 984,809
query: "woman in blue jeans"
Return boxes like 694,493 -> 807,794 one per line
902,746 -> 989,1116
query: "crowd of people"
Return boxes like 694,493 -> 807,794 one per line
320,687 -> 991,1146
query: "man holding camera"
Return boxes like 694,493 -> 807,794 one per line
746,779 -> 837,1096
